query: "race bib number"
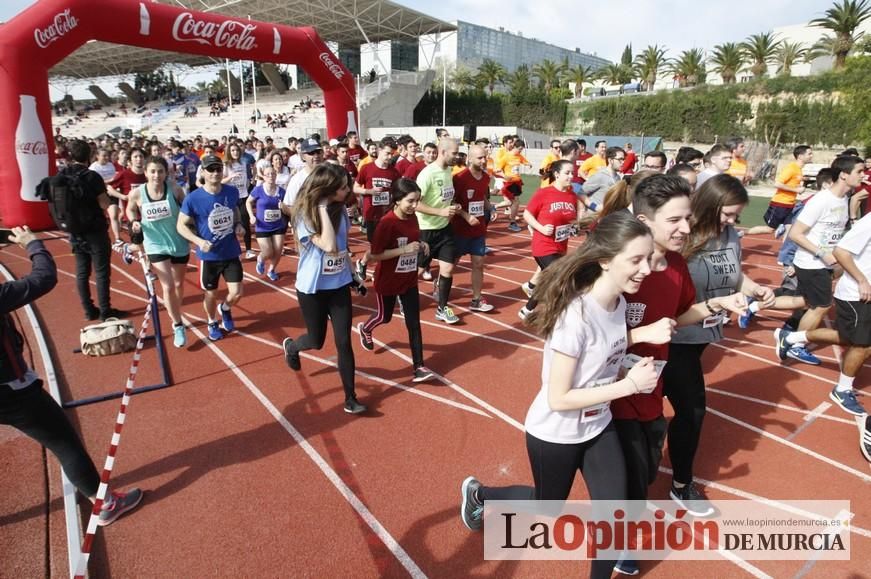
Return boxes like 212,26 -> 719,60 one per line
702,312 -> 727,328
468,200 -> 485,217
372,190 -> 390,206
581,376 -> 616,422
322,252 -> 347,275
395,252 -> 418,273
554,223 -> 572,243
441,186 -> 455,203
820,228 -> 844,248
264,209 -> 281,222
142,199 -> 171,222
207,203 -> 234,239
620,353 -> 667,379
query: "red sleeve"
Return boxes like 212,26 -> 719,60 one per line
674,256 -> 697,316
526,188 -> 544,217
355,164 -> 368,186
371,216 -> 393,255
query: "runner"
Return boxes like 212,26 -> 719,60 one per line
345,131 -> 368,166
582,146 -> 626,212
284,138 -> 324,207
725,136 -> 754,185
776,155 -> 865,365
459,211 -> 659,579
416,138 -> 462,324
107,147 -> 147,247
518,160 -> 583,320
223,143 -> 254,259
358,178 -> 436,383
126,156 -> 190,348
246,165 -> 288,281
539,139 -> 562,186
452,144 -> 496,313
496,138 -> 531,232
281,163 -> 367,415
578,140 -> 607,180
747,145 -> 814,236
354,139 -> 401,279
695,144 -> 733,189
666,163 -> 699,192
662,173 -> 775,516
176,154 -> 244,341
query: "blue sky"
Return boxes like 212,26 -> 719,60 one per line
2,0 -> 835,97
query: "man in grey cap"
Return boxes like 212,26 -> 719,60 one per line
283,138 -> 324,208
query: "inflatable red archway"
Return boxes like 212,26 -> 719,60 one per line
0,0 -> 358,230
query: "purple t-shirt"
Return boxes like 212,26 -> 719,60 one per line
249,184 -> 287,233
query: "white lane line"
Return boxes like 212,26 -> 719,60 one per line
186,323 -> 428,579
0,264 -> 84,579
709,342 -> 838,387
786,403 -> 833,441
707,405 -> 871,483
707,388 -> 853,426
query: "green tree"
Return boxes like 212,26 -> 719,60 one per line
810,0 -> 871,69
563,64 -> 594,98
506,65 -> 531,97
451,66 -> 478,92
709,42 -> 747,84
775,41 -> 807,76
669,48 -> 707,87
532,59 -> 564,94
476,59 -> 506,95
741,32 -> 781,79
633,45 -> 668,91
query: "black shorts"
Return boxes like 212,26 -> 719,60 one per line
534,254 -> 564,270
107,196 -> 120,207
255,227 -> 287,239
148,253 -> 190,264
502,182 -> 522,201
763,204 -> 794,229
794,266 -> 834,308
199,258 -> 243,291
420,226 -> 456,263
835,298 -> 871,347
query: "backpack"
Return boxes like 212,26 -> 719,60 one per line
79,318 -> 136,356
38,169 -> 100,234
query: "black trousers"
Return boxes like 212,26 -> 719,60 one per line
290,285 -> 357,401
237,198 -> 252,251
362,286 -> 424,369
479,425 -> 626,579
0,380 -> 100,497
71,230 -> 112,315
662,342 -> 708,485
613,416 -> 667,502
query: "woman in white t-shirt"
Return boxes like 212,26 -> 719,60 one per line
459,211 -> 659,579
270,152 -> 292,190
223,144 -> 254,258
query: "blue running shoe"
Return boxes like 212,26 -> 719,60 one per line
220,306 -> 235,332
207,321 -> 223,341
829,388 -> 866,416
507,222 -> 522,233
172,323 -> 186,348
774,328 -> 790,361
256,259 -> 265,275
738,297 -> 756,329
267,270 -> 279,282
786,345 -> 821,365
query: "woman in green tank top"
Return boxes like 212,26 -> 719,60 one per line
126,156 -> 191,348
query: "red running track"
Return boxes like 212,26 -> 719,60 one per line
1,227 -> 869,578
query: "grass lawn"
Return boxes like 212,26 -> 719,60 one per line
517,175 -> 770,228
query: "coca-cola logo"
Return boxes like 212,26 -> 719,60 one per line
34,9 -> 78,49
320,52 -> 344,80
17,140 -> 49,155
171,12 -> 257,51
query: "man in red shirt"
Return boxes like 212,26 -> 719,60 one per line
346,131 -> 368,166
622,142 -> 638,175
452,144 -> 495,313
403,142 -> 437,181
354,139 -> 400,277
395,138 -> 419,176
107,147 -> 147,246
573,138 -> 593,195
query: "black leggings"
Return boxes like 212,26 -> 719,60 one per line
362,286 -> 424,369
0,380 -> 100,497
525,253 -> 563,311
237,198 -> 252,251
662,342 -> 708,485
613,416 -> 667,502
289,285 -> 357,401
479,425 -> 626,579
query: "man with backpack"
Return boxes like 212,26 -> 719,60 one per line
41,139 -> 125,321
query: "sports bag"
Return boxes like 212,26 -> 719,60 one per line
38,169 -> 101,234
80,318 -> 136,356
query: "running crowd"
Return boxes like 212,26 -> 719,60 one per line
3,129 -> 871,575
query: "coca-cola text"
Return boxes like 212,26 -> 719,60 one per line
320,52 -> 345,80
171,13 -> 257,51
34,9 -> 78,49
16,140 -> 49,155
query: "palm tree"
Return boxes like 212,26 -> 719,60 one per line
532,59 -> 564,94
597,63 -> 626,87
633,45 -> 668,91
451,66 -> 478,92
563,64 -> 593,98
708,42 -> 746,84
669,48 -> 707,87
810,0 -> 871,68
505,65 -> 531,96
741,32 -> 781,79
775,41 -> 807,76
476,59 -> 506,96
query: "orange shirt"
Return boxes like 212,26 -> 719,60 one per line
539,151 -> 559,186
580,155 -> 606,178
727,157 -> 748,182
497,150 -> 529,184
486,157 -> 496,176
771,161 -> 803,207
451,165 -> 465,176
357,156 -> 373,171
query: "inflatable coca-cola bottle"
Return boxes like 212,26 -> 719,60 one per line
15,95 -> 49,202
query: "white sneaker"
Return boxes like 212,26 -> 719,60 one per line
521,282 -> 533,298
245,250 -> 257,259
518,306 -> 532,321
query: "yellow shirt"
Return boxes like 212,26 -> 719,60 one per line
357,156 -> 373,171
451,165 -> 465,176
771,161 -> 803,207
539,152 -> 559,186
497,151 -> 529,184
727,157 -> 748,182
580,155 -> 606,178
